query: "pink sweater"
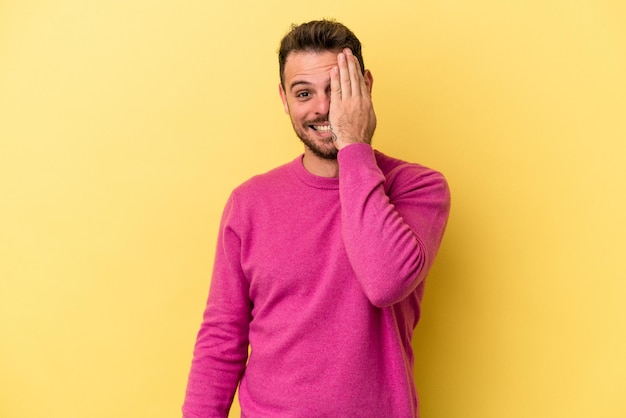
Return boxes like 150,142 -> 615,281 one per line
183,144 -> 450,417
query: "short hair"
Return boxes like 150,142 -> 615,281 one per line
278,19 -> 365,87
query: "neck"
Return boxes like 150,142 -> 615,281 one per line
302,151 -> 339,178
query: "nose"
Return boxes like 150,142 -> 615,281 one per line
314,93 -> 331,116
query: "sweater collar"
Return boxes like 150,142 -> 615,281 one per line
291,155 -> 339,190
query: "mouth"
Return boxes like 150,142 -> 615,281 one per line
309,124 -> 331,133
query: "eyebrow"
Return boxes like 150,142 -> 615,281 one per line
289,80 -> 313,92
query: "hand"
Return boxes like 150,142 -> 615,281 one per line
329,48 -> 377,150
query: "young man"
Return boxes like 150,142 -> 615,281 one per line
183,20 -> 450,418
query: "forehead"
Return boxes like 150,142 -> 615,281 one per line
283,50 -> 340,89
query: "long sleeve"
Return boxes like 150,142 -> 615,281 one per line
182,195 -> 251,418
182,150 -> 449,417
338,144 -> 450,307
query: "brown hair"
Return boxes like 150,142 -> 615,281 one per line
278,19 -> 365,87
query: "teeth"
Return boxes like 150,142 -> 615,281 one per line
313,125 -> 331,132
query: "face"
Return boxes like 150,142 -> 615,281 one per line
279,50 -> 341,160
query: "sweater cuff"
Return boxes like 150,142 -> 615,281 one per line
337,143 -> 376,167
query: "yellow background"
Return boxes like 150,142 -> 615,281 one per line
1,1 -> 625,417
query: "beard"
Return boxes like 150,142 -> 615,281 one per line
299,135 -> 338,160
290,118 -> 338,160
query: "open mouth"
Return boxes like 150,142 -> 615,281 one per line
309,124 -> 331,132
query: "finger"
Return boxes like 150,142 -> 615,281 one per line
337,51 -> 352,99
356,58 -> 370,98
344,48 -> 361,97
349,52 -> 370,98
330,65 -> 341,102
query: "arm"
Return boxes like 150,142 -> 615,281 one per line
182,195 -> 251,417
338,144 -> 450,307
329,48 -> 450,307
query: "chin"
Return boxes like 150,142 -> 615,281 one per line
300,139 -> 337,160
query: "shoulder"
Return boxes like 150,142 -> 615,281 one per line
374,150 -> 449,193
232,158 -> 296,199
225,157 -> 309,222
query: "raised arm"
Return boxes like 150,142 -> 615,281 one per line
338,144 -> 450,307
328,48 -> 450,307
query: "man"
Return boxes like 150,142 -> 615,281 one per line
183,20 -> 450,417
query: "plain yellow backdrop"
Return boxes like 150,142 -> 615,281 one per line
1,1 -> 625,417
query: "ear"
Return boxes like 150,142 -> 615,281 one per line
363,70 -> 374,94
278,83 -> 290,115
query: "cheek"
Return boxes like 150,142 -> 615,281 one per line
289,104 -> 308,123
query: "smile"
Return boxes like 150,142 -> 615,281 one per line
310,125 -> 331,132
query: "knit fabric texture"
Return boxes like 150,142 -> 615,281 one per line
183,144 -> 450,417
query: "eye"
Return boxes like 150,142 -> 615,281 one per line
296,91 -> 311,99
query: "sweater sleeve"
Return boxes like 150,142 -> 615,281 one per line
337,143 -> 450,307
182,194 -> 251,418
